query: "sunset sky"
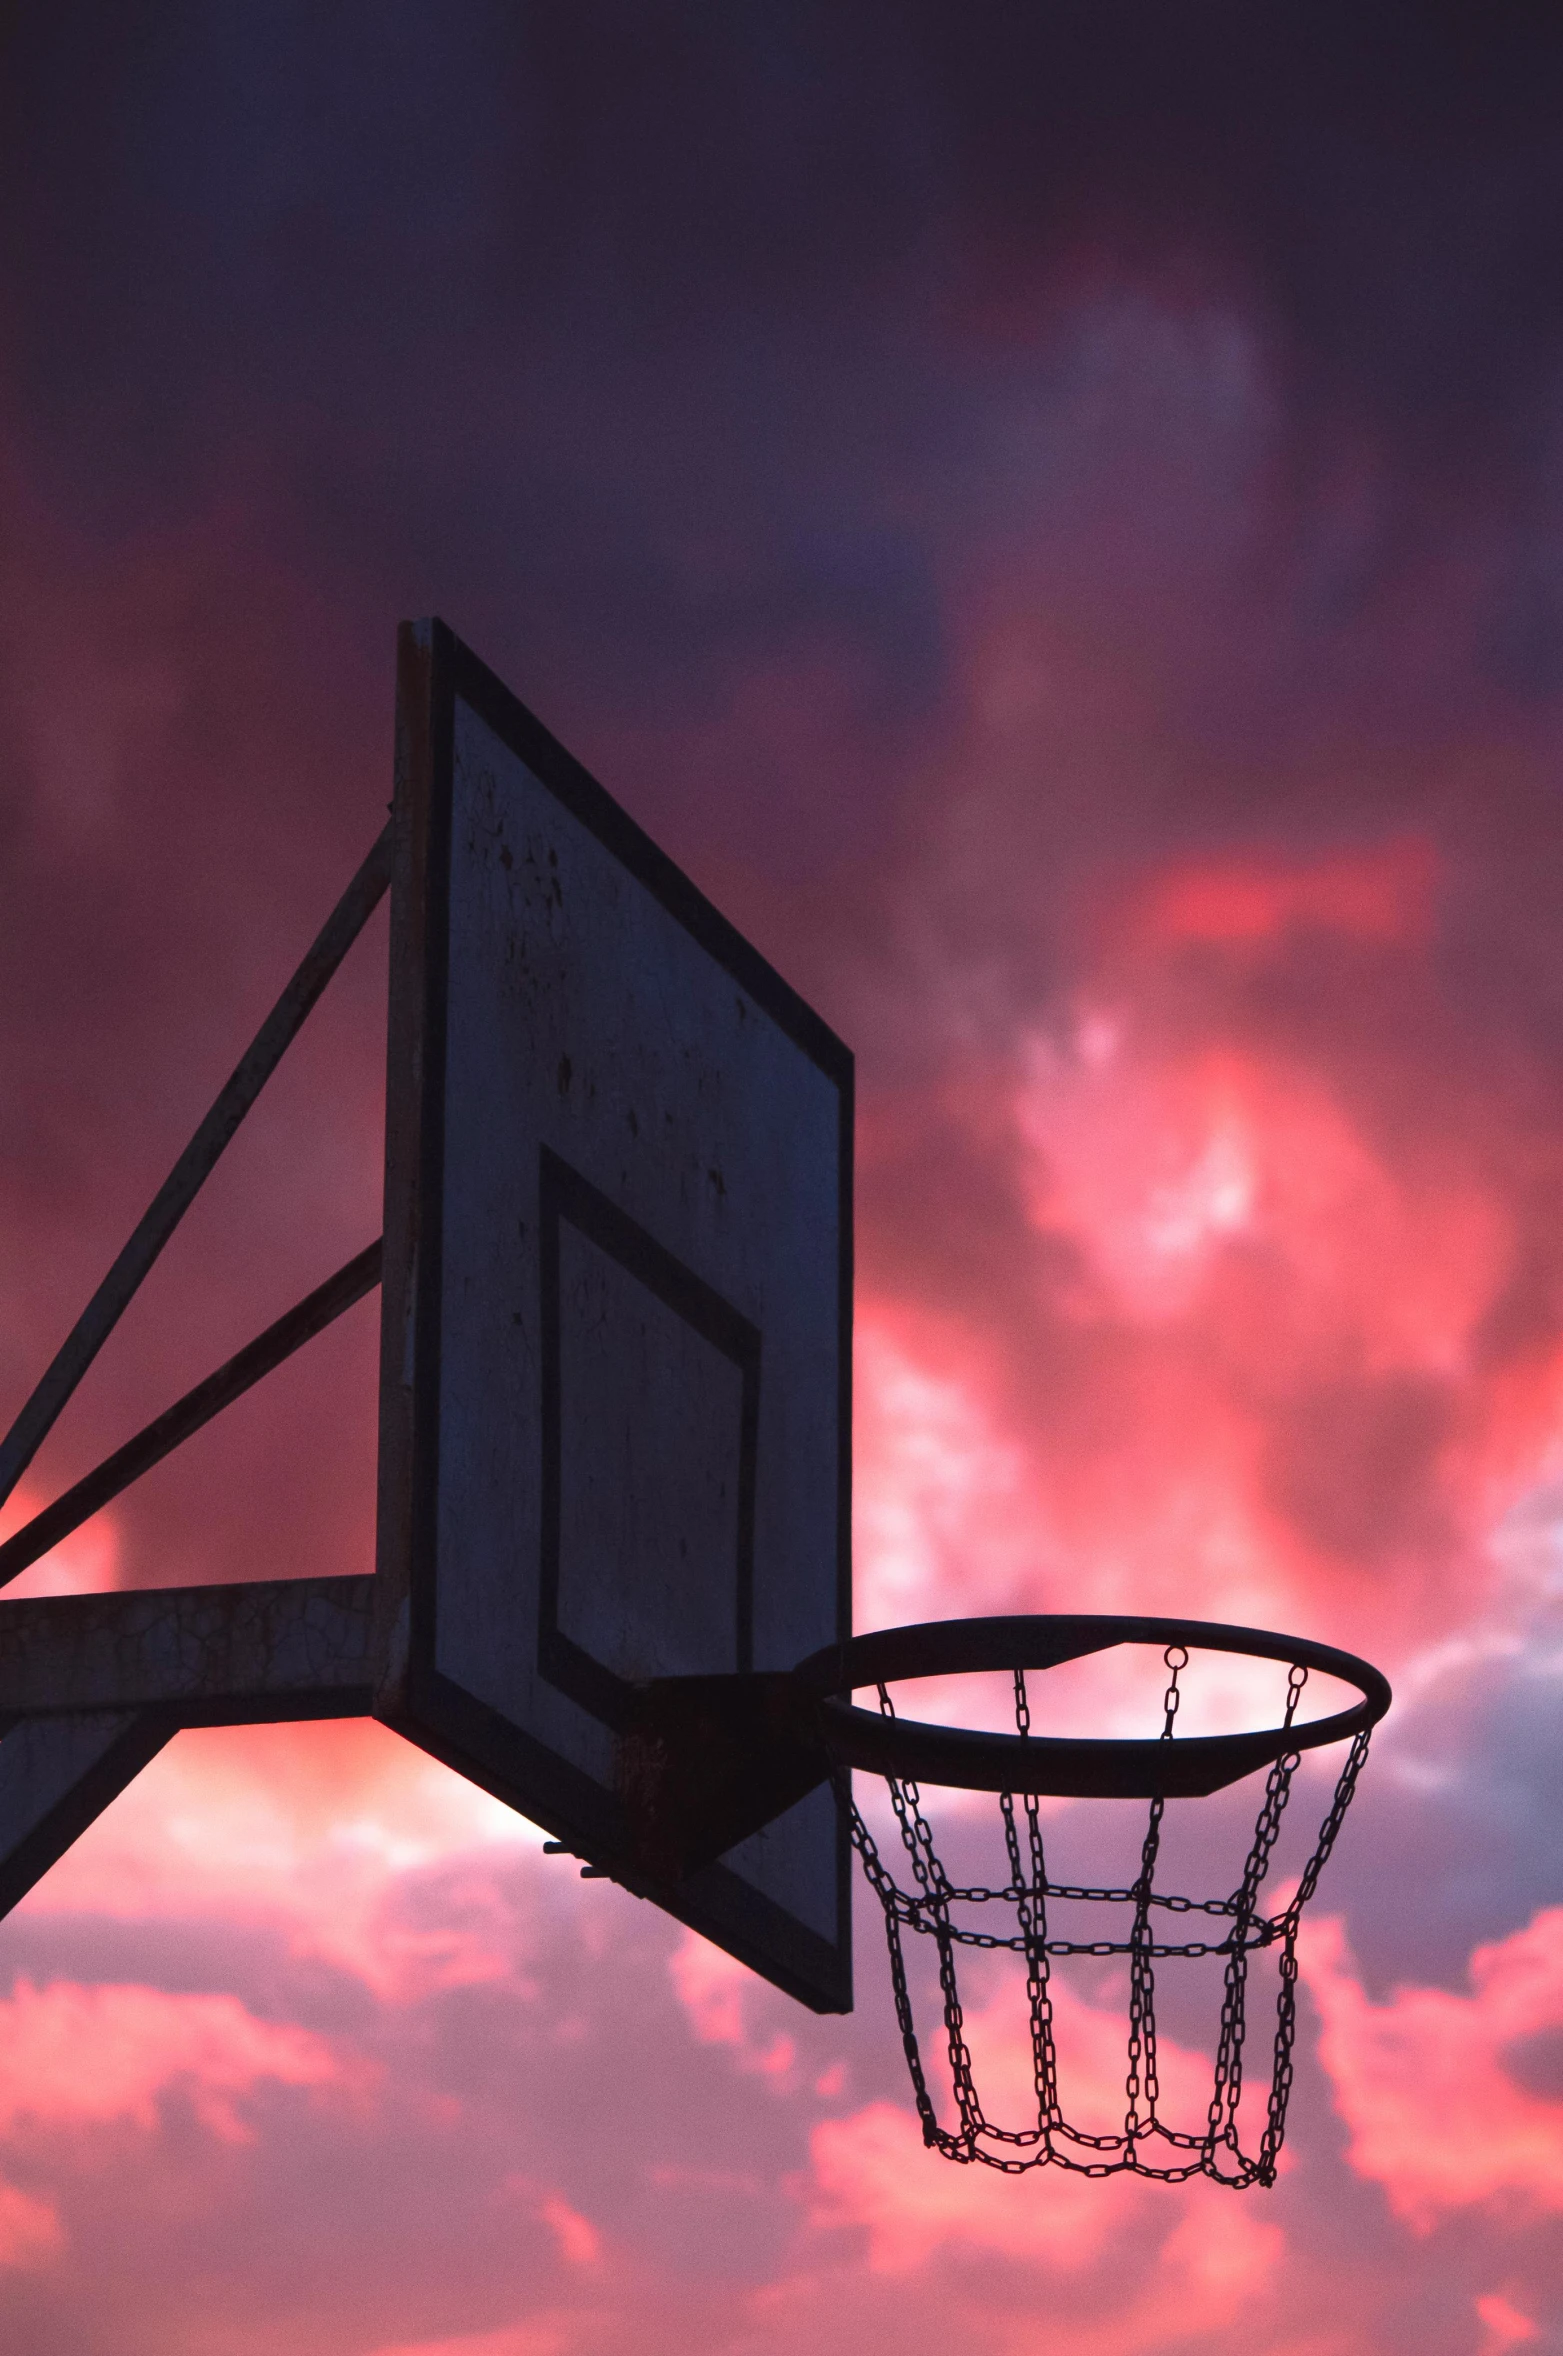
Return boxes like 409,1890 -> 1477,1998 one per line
3,7 -> 1563,2351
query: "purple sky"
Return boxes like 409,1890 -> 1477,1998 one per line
2,9 -> 1562,2352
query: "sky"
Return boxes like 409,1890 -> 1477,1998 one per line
1,4 -> 1562,2350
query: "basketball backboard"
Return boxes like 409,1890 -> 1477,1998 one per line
0,618 -> 1392,2193
372,621 -> 853,2013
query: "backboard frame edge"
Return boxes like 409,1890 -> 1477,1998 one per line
372,618 -> 853,2016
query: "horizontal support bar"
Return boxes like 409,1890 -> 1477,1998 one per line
0,1241 -> 383,1592
0,1575 -> 374,1725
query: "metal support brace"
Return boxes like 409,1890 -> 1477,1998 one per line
616,1673 -> 830,1885
0,827 -> 391,1912
0,823 -> 391,1527
0,1576 -> 373,1921
0,1713 -> 175,1920
0,1577 -> 375,1726
0,1243 -> 382,1593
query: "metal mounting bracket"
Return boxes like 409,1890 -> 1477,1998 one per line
614,1672 -> 829,1886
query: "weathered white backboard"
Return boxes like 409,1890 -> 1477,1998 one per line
373,621 -> 853,2012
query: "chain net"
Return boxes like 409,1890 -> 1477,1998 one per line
840,1647 -> 1372,2185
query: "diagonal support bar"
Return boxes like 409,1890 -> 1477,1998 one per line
0,823 -> 392,1518
0,1241 -> 382,1593
0,832 -> 391,1924
0,1711 -> 176,1921
0,1575 -> 375,1726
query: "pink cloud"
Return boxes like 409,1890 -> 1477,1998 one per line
0,233 -> 1559,2356
806,1968 -> 1244,2274
1130,837 -> 1440,953
854,1315 -> 1052,1630
368,2330 -> 570,2356
0,1977 -> 365,2145
851,917 -> 1563,1674
1476,2293 -> 1540,2356
849,618 -> 1563,1667
668,1931 -> 796,2083
1157,2199 -> 1285,2306
1013,1034 -> 1510,1376
809,2097 -> 1129,2271
18,1720 -> 537,2002
806,2097 -> 1285,2350
0,2181 -> 62,2270
1303,1909 -> 1563,2226
499,2174 -> 606,2271
0,1484 -> 122,1599
537,2193 -> 602,2269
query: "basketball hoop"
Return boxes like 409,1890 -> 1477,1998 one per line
793,1615 -> 1390,2185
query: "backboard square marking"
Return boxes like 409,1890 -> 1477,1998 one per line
538,1147 -> 760,1731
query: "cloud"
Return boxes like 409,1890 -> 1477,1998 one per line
8,11 -> 1563,2354
368,2330 -> 570,2356
806,2098 -> 1286,2356
1129,838 -> 1440,954
15,1719 -> 538,2003
0,2181 -> 62,2270
1304,1909 -> 1563,2226
847,737 -> 1563,1670
537,2194 -> 601,2270
807,1961 -> 1241,2274
0,1484 -> 123,1599
1476,2293 -> 1540,2356
810,2099 -> 1123,2271
0,1976 -> 365,2145
853,1317 -> 1049,1630
668,1932 -> 797,2085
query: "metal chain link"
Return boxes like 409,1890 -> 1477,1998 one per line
836,1648 -> 1372,2181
